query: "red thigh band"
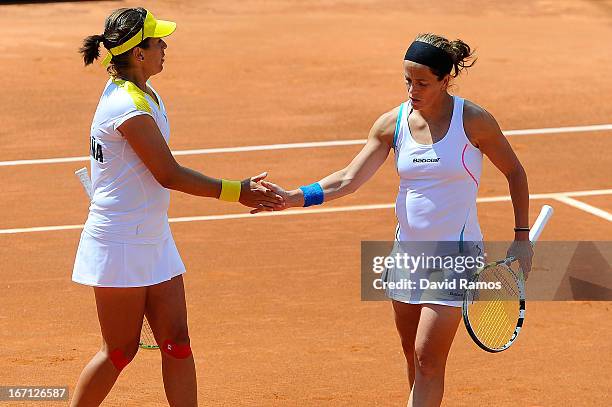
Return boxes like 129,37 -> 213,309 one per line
162,339 -> 192,359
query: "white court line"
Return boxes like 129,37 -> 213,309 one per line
553,196 -> 612,222
504,124 -> 612,136
1,188 -> 610,235
1,124 -> 611,167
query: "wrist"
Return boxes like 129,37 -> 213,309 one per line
218,179 -> 242,202
239,178 -> 252,203
287,189 -> 304,207
299,182 -> 324,207
514,230 -> 530,241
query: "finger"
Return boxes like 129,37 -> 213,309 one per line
257,201 -> 284,212
261,189 -> 284,202
255,184 -> 282,198
254,191 -> 284,203
251,172 -> 268,183
257,197 -> 284,207
258,200 -> 280,208
261,180 -> 280,191
250,203 -> 270,214
251,208 -> 273,214
520,261 -> 531,279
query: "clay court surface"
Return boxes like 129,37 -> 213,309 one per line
1,0 -> 611,405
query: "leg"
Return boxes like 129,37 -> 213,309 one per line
392,301 -> 421,400
408,304 -> 461,407
70,287 -> 146,407
145,275 -> 197,407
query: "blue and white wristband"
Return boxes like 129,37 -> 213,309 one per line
299,182 -> 324,207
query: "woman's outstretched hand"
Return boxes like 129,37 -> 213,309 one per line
239,172 -> 285,214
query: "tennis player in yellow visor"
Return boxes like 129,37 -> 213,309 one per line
101,8 -> 176,67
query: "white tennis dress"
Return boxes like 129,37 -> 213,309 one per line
383,96 -> 484,306
72,78 -> 185,287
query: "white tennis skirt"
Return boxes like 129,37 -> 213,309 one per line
72,231 -> 186,287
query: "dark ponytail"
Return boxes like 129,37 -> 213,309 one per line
79,7 -> 150,76
446,39 -> 475,77
414,33 -> 476,79
79,34 -> 105,66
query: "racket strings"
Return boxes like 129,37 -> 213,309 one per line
475,299 -> 513,347
466,264 -> 521,349
480,267 -> 518,345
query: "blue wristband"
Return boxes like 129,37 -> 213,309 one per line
299,182 -> 324,207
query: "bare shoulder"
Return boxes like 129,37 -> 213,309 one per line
370,105 -> 402,146
463,99 -> 503,147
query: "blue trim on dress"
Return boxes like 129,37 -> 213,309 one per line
393,103 -> 405,151
459,223 -> 466,253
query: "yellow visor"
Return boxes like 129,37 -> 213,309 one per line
101,9 -> 176,67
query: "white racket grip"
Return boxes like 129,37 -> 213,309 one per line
529,205 -> 554,245
75,167 -> 93,199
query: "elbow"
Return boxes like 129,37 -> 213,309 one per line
506,164 -> 527,185
157,173 -> 173,189
509,163 -> 526,179
156,164 -> 181,189
341,170 -> 359,195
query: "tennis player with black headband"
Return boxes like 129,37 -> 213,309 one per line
261,33 -> 533,406
72,7 -> 283,406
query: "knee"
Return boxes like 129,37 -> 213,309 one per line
104,340 -> 139,372
161,329 -> 192,360
413,346 -> 446,378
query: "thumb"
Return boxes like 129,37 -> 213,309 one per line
251,172 -> 268,183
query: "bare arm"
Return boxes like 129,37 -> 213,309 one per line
262,107 -> 399,208
464,101 -> 530,237
464,101 -> 533,275
118,115 -> 283,210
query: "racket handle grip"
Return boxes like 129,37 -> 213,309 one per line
529,205 -> 554,244
75,167 -> 93,200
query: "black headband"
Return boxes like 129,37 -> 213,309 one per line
404,41 -> 453,76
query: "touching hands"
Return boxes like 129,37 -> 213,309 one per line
237,175 -> 306,214
249,180 -> 303,214
239,172 -> 285,214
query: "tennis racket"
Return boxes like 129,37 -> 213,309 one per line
462,205 -> 554,352
74,167 -> 159,350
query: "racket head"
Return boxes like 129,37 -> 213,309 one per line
462,259 -> 525,352
139,318 -> 159,350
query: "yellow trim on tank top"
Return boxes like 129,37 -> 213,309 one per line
112,79 -> 160,113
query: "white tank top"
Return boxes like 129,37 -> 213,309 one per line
83,78 -> 171,244
393,96 -> 483,242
